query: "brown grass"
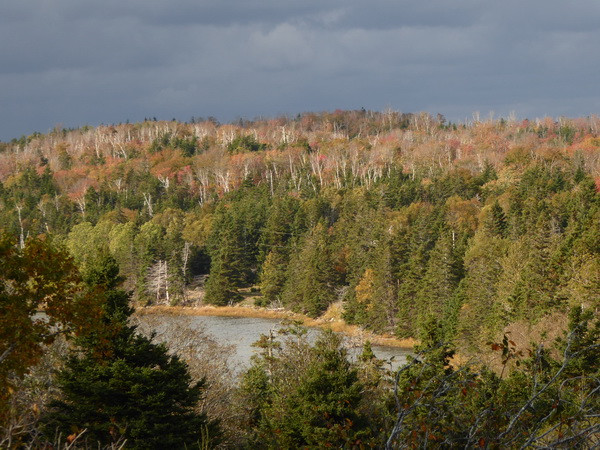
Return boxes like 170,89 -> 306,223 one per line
474,311 -> 571,373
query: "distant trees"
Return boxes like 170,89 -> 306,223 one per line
204,187 -> 268,305
3,111 -> 600,447
282,223 -> 337,316
0,111 -> 599,347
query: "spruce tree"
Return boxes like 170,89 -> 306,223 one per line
43,256 -> 218,449
456,232 -> 507,349
415,232 -> 461,327
241,330 -> 373,448
257,195 -> 299,304
204,212 -> 245,305
516,213 -> 561,317
281,223 -> 336,317
484,200 -> 508,238
259,249 -> 288,304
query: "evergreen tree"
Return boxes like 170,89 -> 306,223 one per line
257,195 -> 300,304
240,330 -> 376,448
204,212 -> 246,305
456,232 -> 507,349
347,238 -> 397,333
395,245 -> 428,338
484,200 -> 508,237
43,256 -> 218,449
388,315 -> 463,447
281,223 -> 336,317
514,213 -> 562,318
395,204 -> 444,337
415,231 -> 462,328
259,250 -> 288,305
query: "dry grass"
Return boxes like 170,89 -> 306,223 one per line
477,311 -> 570,373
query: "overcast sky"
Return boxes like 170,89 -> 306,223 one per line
2,1 -> 600,141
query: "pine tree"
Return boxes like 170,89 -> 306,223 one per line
257,195 -> 301,305
204,212 -> 245,305
241,330 -> 373,448
484,200 -> 507,238
281,223 -> 336,317
517,213 -> 562,317
395,246 -> 427,338
43,256 -> 218,449
350,239 -> 398,333
414,232 -> 461,331
259,249 -> 288,304
456,232 -> 507,349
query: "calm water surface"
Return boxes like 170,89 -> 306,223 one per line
153,314 -> 411,373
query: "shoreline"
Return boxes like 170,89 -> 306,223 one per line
136,304 -> 416,349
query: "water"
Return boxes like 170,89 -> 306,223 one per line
142,314 -> 411,374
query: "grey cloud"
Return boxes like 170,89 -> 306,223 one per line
50,0 -> 340,27
1,0 -> 600,140
334,0 -> 485,30
483,0 -> 600,33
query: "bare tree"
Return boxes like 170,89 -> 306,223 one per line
146,260 -> 169,304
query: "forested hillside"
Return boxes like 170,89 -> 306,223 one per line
1,110 -> 599,350
1,110 -> 600,447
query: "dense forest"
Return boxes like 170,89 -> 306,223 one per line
1,110 -> 599,447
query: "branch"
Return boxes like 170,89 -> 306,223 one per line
0,342 -> 17,366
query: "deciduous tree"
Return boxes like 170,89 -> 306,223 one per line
0,233 -> 101,420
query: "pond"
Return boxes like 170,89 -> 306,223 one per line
140,314 -> 412,374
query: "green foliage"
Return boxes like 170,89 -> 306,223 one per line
149,132 -> 201,156
0,112 -> 599,352
282,223 -> 336,316
42,256 -> 219,448
415,231 -> 462,329
240,329 -> 387,448
3,112 -> 600,447
387,310 -> 600,448
204,187 -> 268,306
227,134 -> 266,153
484,200 -> 508,237
456,232 -> 507,348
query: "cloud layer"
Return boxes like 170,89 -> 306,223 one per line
2,1 -> 600,140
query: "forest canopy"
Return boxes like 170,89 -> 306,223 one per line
1,110 -> 598,345
0,110 -> 599,447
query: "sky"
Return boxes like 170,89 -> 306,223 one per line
2,0 -> 600,141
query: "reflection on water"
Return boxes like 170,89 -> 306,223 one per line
150,314 -> 411,373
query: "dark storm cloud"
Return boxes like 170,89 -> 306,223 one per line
1,0 -> 600,140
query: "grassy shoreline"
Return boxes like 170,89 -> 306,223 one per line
136,304 -> 415,349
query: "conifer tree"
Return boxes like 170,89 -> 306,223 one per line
240,330 -> 375,448
204,212 -> 245,305
415,232 -> 461,327
515,213 -> 561,317
259,249 -> 288,304
395,246 -> 427,338
349,239 -> 397,333
43,256 -> 218,449
456,232 -> 507,348
258,195 -> 299,304
282,223 -> 336,317
484,200 -> 507,238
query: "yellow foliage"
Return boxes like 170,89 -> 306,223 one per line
355,268 -> 376,310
